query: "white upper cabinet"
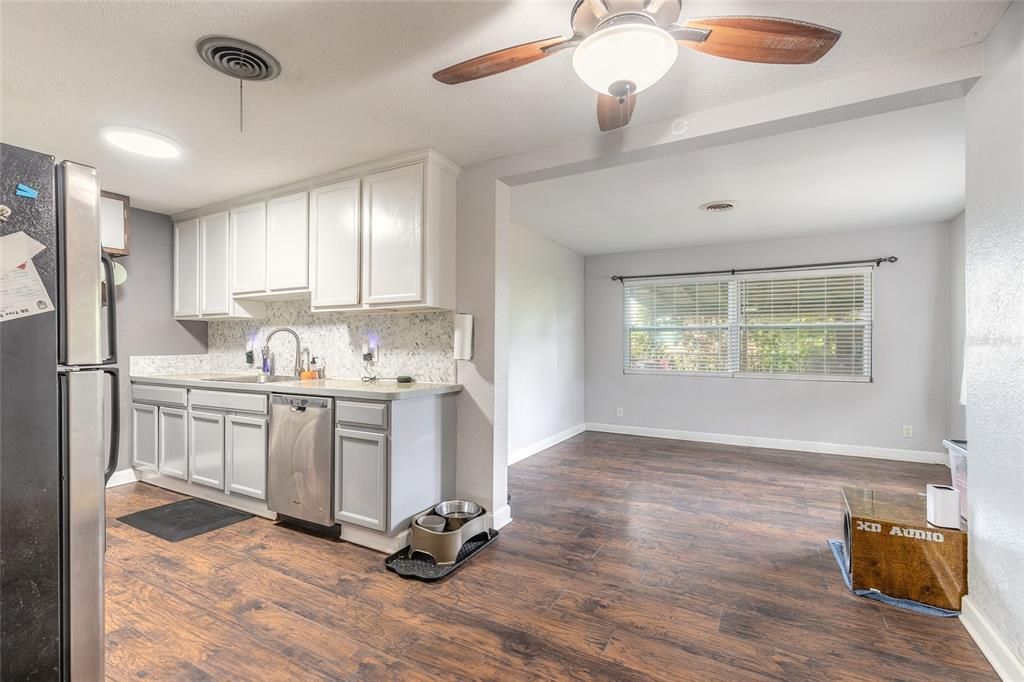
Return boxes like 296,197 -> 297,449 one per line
199,211 -> 230,315
173,219 -> 200,317
310,179 -> 361,310
230,202 -> 267,295
172,149 -> 457,316
174,213 -> 264,321
361,164 -> 424,305
267,192 -> 309,292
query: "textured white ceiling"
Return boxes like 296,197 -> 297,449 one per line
511,99 -> 965,254
0,1 -> 1006,215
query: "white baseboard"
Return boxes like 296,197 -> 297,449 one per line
490,504 -> 512,530
960,596 -> 1024,681
134,468 -> 276,519
585,423 -> 947,464
105,468 -> 138,488
509,423 -> 586,465
339,524 -> 410,555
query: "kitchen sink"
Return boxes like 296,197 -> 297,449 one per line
206,375 -> 297,384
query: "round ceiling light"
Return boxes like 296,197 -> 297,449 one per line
101,126 -> 182,159
572,21 -> 678,96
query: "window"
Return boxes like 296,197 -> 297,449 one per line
623,268 -> 872,381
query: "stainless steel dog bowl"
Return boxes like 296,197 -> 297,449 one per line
434,499 -> 483,530
416,515 -> 446,532
434,499 -> 481,519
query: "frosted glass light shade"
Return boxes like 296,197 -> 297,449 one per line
572,23 -> 678,95
101,126 -> 182,158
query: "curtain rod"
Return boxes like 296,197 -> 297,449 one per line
610,256 -> 898,282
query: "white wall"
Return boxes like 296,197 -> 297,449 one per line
585,222 -> 952,458
113,209 -> 207,471
507,223 -> 585,462
963,0 -> 1024,671
948,211 -> 967,439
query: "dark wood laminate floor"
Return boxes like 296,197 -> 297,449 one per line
105,432 -> 995,681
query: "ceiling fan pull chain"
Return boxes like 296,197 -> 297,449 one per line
239,78 -> 244,133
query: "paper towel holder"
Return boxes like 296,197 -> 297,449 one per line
454,313 -> 473,361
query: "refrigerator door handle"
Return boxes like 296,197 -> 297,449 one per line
59,161 -> 103,366
100,252 -> 118,365
102,366 -> 120,482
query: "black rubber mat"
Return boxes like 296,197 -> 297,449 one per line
384,530 -> 499,581
117,498 -> 252,542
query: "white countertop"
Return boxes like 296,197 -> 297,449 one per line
131,372 -> 462,401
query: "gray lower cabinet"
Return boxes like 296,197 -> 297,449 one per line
334,427 -> 387,531
189,409 -> 225,489
131,403 -> 158,471
226,414 -> 268,500
157,406 -> 188,480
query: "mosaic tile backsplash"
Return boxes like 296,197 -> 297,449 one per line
130,354 -> 210,375
206,301 -> 456,382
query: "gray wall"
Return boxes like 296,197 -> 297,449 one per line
948,211 -> 966,439
585,222 -> 952,454
964,0 -> 1024,663
507,222 -> 585,459
112,208 -> 207,470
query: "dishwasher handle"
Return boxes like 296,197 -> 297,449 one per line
271,394 -> 331,410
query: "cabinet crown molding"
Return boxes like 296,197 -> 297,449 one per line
172,148 -> 460,223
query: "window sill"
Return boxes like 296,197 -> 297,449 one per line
624,369 -> 872,383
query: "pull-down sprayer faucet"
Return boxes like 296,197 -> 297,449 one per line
262,327 -> 302,377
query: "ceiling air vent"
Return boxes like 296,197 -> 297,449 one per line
700,201 -> 736,213
196,36 -> 281,81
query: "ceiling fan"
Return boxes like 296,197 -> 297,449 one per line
433,0 -> 841,132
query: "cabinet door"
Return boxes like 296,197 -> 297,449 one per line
173,219 -> 200,317
131,403 -> 158,471
334,428 -> 387,531
199,211 -> 230,315
226,415 -> 267,500
230,202 -> 267,295
189,410 -> 225,490
157,406 -> 188,480
361,164 -> 424,305
310,180 -> 360,308
267,192 -> 309,292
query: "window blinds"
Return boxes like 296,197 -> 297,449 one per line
623,267 -> 873,381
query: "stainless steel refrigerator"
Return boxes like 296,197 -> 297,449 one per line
1,143 -> 119,679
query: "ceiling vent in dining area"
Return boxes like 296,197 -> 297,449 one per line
700,200 -> 736,213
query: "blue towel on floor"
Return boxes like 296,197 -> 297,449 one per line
827,539 -> 960,618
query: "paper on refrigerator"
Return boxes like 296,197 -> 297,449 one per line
0,232 -> 54,322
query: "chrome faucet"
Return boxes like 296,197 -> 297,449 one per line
263,327 -> 302,377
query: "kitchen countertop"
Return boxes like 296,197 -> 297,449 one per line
131,372 -> 462,401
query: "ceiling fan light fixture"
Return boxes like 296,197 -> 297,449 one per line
572,22 -> 678,95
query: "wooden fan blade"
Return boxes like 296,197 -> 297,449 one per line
681,16 -> 841,64
433,36 -> 570,84
597,92 -> 637,132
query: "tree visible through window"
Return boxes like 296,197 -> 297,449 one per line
623,268 -> 872,381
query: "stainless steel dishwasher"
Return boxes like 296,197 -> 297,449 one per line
268,394 -> 334,526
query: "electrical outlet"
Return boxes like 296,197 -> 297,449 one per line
362,341 -> 378,363
902,425 -> 913,438
615,407 -> 624,418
